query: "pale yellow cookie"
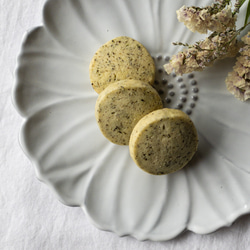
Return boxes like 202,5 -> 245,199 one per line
95,79 -> 163,145
90,36 -> 155,93
129,108 -> 198,175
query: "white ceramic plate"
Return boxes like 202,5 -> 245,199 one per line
13,0 -> 250,241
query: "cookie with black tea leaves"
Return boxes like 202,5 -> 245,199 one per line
95,79 -> 163,145
90,36 -> 155,93
129,108 -> 198,175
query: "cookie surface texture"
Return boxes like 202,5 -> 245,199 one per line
90,36 -> 155,93
95,79 -> 163,145
129,108 -> 198,175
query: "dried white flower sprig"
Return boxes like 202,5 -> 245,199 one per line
226,32 -> 250,101
176,1 -> 236,34
164,0 -> 250,101
164,28 -> 240,75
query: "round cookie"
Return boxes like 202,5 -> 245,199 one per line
95,79 -> 163,145
129,108 -> 198,175
90,36 -> 155,94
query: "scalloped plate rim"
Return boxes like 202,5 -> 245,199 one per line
12,0 -> 250,242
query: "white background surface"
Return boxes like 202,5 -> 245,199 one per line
1,0 -> 250,249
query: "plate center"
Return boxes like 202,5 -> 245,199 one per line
152,54 -> 199,116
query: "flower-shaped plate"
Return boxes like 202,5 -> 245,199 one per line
13,0 -> 250,241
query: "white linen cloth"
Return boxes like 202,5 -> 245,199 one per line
1,0 -> 250,249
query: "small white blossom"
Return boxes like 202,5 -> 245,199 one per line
241,33 -> 250,45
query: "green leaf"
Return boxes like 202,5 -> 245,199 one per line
239,0 -> 247,6
245,0 -> 250,25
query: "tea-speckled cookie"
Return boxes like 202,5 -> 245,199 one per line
95,79 -> 163,145
129,108 -> 198,175
90,36 -> 155,93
